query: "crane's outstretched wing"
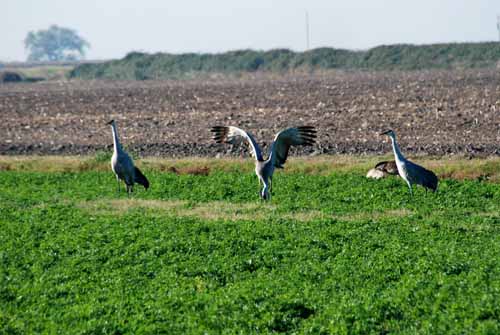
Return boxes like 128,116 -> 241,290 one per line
211,126 -> 263,161
134,167 -> 150,190
270,126 -> 316,168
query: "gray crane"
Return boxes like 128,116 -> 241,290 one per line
107,120 -> 149,194
380,129 -> 438,195
211,126 -> 316,200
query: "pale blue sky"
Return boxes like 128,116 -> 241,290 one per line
3,0 -> 500,61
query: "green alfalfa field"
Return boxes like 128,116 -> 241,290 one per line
1,155 -> 500,334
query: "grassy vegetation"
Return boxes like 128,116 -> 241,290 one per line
2,154 -> 500,181
13,65 -> 73,81
0,65 -> 74,82
1,155 -> 500,334
69,42 -> 500,80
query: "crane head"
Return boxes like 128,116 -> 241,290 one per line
380,129 -> 395,137
106,119 -> 115,126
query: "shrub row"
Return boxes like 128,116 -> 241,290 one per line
70,42 -> 500,80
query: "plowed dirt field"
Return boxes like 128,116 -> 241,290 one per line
1,70 -> 499,157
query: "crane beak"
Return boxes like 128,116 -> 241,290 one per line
380,130 -> 391,136
106,120 -> 114,125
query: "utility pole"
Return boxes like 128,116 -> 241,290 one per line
305,10 -> 310,50
497,15 -> 500,42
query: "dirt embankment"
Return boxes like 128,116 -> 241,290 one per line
1,70 -> 499,157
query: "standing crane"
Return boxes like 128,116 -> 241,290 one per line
211,126 -> 316,200
107,120 -> 149,194
380,130 -> 438,195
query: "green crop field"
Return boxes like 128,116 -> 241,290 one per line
1,156 -> 500,334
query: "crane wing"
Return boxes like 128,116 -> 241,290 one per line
406,160 -> 438,191
270,126 -> 316,168
211,126 -> 263,161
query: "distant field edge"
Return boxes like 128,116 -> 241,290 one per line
69,42 -> 500,80
1,154 -> 500,181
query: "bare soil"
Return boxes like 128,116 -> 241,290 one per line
1,70 -> 499,157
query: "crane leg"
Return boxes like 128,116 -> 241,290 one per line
116,179 -> 121,194
407,183 -> 413,197
258,176 -> 266,198
269,176 -> 273,193
126,184 -> 132,197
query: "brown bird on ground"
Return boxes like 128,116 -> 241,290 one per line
366,160 -> 399,179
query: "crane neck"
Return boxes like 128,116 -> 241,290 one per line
389,135 -> 405,163
110,123 -> 122,152
266,143 -> 275,163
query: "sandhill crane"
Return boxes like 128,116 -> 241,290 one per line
380,130 -> 438,195
107,120 -> 149,194
211,126 -> 316,200
366,160 -> 399,179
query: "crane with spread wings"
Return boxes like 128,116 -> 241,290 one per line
211,126 -> 316,200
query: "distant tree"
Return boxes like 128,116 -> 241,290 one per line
24,25 -> 90,62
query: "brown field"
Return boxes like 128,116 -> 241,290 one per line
1,69 -> 499,157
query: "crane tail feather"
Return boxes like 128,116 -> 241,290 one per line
424,171 -> 439,192
134,167 -> 150,190
416,166 -> 438,192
